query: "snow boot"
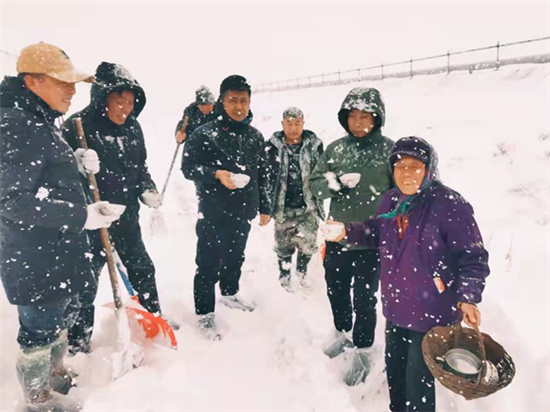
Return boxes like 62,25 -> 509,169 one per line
323,329 -> 354,359
278,255 -> 292,291
16,345 -> 81,412
49,331 -> 77,395
197,313 -> 221,341
219,293 -> 255,312
296,253 -> 313,288
342,347 -> 374,386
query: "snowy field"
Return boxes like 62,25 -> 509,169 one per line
1,63 -> 549,411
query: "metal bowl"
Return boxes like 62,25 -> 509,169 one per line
440,348 -> 482,381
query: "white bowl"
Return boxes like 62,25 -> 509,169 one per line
320,222 -> 344,240
340,173 -> 361,188
100,203 -> 126,216
231,173 -> 251,189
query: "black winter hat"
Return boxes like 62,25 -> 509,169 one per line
195,85 -> 215,104
389,136 -> 431,168
219,75 -> 251,97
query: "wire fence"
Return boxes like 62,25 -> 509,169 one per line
254,37 -> 550,94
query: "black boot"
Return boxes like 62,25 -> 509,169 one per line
277,255 -> 292,290
296,253 -> 313,288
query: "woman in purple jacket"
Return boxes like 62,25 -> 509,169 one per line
327,136 -> 490,411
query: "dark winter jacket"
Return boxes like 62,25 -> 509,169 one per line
260,130 -> 324,222
182,101 -> 265,222
345,142 -> 490,333
308,88 -> 394,232
62,62 -> 156,225
0,75 -> 95,305
174,102 -> 216,137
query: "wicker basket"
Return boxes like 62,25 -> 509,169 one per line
422,322 -> 515,400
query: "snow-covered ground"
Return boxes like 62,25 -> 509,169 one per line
1,63 -> 549,411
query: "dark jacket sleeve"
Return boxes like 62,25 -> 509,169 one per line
0,117 -> 87,232
345,219 -> 380,249
181,127 -> 218,184
440,197 -> 490,305
258,141 -> 279,216
175,105 -> 197,136
174,119 -> 184,136
174,106 -> 190,136
134,122 -> 157,194
61,117 -> 79,151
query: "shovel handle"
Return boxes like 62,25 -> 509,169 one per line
113,251 -> 137,297
74,118 -> 123,310
160,116 -> 189,196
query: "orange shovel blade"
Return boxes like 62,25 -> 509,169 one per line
103,296 -> 177,349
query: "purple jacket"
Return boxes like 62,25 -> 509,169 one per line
346,182 -> 490,333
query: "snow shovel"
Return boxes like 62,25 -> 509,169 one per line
150,116 -> 189,236
74,118 -> 144,380
111,250 -> 178,349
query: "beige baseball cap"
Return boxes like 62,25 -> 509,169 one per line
16,42 -> 94,83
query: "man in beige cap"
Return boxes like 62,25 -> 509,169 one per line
0,42 -> 124,411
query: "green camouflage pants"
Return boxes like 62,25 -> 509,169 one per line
274,208 -> 319,257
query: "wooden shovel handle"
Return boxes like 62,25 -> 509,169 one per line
74,118 -> 123,310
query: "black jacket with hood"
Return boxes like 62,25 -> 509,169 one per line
62,62 -> 156,225
182,100 -> 266,222
0,75 -> 95,305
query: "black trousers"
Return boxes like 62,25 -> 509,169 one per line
323,242 -> 380,348
385,322 -> 436,412
68,220 -> 160,350
194,217 -> 251,315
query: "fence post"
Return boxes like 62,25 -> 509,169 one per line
322,73 -> 325,86
338,70 -> 341,82
410,58 -> 413,78
496,41 -> 500,70
381,64 -> 384,80
357,68 -> 361,81
308,76 -> 311,88
447,51 -> 451,74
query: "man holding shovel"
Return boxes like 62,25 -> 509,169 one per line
0,42 -> 124,412
174,85 -> 216,144
62,62 -> 163,354
182,75 -> 266,340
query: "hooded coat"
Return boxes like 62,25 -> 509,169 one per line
345,137 -> 490,332
0,75 -> 95,305
308,87 -> 394,228
62,62 -> 156,225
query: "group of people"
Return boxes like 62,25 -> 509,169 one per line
0,42 -> 491,412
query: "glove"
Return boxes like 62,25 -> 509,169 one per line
140,190 -> 163,208
84,201 -> 126,230
75,148 -> 100,176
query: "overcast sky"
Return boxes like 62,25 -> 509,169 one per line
1,1 -> 549,110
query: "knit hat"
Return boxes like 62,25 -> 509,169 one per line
282,107 -> 304,120
219,75 -> 251,98
389,136 -> 431,170
195,85 -> 215,104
